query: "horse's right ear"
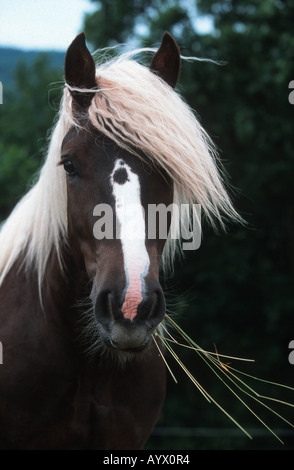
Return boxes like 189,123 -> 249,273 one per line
64,32 -> 97,109
150,32 -> 181,88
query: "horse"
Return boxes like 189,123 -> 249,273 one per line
0,32 -> 240,449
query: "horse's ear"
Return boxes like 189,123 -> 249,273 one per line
64,32 -> 97,109
150,32 -> 181,88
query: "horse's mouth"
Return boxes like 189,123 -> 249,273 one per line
111,341 -> 150,354
97,322 -> 153,355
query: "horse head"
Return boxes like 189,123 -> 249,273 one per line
62,33 -> 180,354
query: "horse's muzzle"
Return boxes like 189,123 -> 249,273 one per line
94,284 -> 166,352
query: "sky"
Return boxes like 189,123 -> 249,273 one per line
0,0 -> 96,51
0,0 -> 213,52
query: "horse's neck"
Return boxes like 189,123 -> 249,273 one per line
0,244 -> 88,324
0,247 -> 81,376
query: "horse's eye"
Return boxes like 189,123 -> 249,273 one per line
63,160 -> 76,176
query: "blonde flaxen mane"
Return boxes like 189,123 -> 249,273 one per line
0,47 -> 241,290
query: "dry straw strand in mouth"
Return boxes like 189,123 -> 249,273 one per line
153,329 -> 252,439
153,314 -> 294,444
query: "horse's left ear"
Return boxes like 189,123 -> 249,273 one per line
150,32 -> 181,88
64,32 -> 97,109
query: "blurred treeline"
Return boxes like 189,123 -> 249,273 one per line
1,0 -> 294,450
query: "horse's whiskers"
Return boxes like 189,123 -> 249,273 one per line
75,303 -> 102,359
75,297 -> 149,367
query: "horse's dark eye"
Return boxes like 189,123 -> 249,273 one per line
63,160 -> 76,176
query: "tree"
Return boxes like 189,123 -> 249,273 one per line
0,55 -> 62,217
83,0 -> 190,48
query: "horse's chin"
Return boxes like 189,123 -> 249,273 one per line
96,338 -> 152,368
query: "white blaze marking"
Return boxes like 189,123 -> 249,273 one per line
110,159 -> 150,320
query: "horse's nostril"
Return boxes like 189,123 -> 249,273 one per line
137,288 -> 166,326
95,287 -> 122,326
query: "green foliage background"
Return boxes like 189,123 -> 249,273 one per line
0,0 -> 294,450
